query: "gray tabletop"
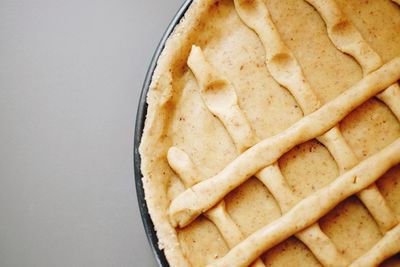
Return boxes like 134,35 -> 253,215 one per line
0,0 -> 185,266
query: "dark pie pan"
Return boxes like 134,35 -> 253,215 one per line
133,0 -> 193,266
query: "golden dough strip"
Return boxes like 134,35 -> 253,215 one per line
187,46 -> 258,152
168,56 -> 400,228
257,166 -> 348,267
303,0 -> 382,74
208,137 -> 400,267
318,132 -> 396,232
233,0 -> 320,115
305,0 -> 400,234
167,147 -> 266,267
232,0 -> 399,264
304,0 -> 400,121
305,0 -> 400,118
235,0 -> 397,233
307,0 -> 400,257
377,83 -> 400,121
187,46 -> 348,267
349,223 -> 400,267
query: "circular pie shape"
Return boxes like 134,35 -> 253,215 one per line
135,1 -> 400,266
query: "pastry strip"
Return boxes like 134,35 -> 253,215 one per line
167,147 -> 266,267
233,0 -> 321,115
187,46 -> 258,152
305,0 -> 400,234
234,0 -> 397,233
188,45 -> 347,267
168,57 -> 400,227
208,137 -> 400,267
304,0 -> 381,73
377,83 -> 400,121
304,0 -> 400,121
258,165 -> 348,267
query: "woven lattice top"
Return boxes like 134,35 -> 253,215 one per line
139,0 -> 400,266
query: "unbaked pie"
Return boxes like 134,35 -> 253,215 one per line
139,0 -> 400,266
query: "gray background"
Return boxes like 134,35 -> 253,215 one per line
0,0 -> 185,266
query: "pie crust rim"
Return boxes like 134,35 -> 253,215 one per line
134,1 -> 193,266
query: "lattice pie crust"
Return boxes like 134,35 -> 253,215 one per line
139,0 -> 400,266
